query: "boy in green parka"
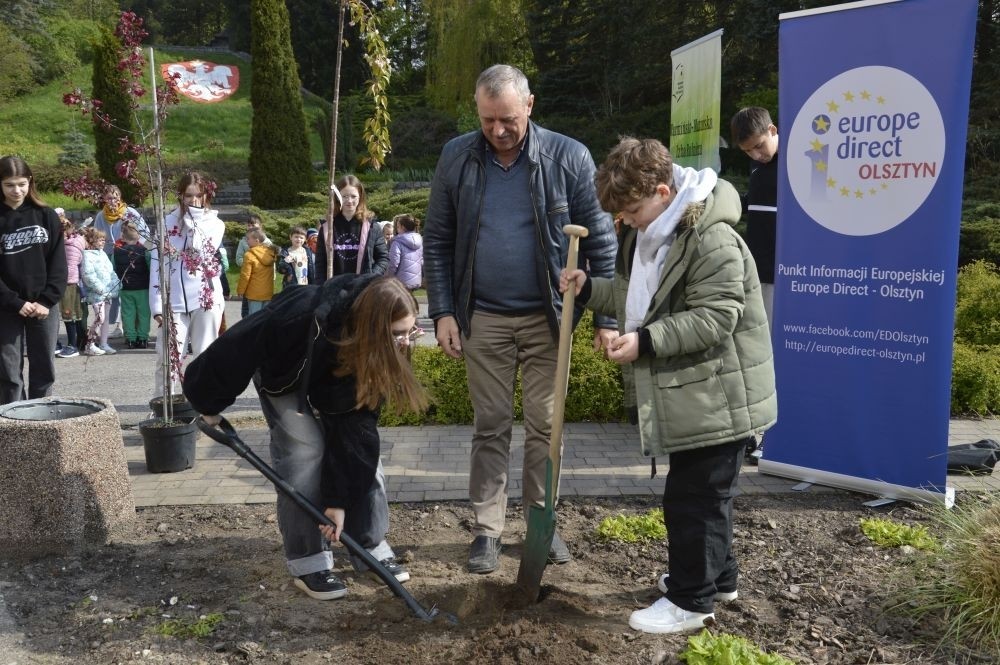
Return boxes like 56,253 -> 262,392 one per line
561,136 -> 777,634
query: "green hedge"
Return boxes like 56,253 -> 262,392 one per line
379,311 -> 625,426
951,260 -> 1000,415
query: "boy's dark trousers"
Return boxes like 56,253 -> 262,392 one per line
661,437 -> 750,614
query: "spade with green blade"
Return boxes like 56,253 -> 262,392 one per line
516,223 -> 589,601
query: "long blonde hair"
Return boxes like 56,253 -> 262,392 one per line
334,277 -> 428,413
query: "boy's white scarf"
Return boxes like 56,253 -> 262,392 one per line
624,164 -> 717,332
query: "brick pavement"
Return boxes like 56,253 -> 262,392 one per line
126,418 -> 1000,508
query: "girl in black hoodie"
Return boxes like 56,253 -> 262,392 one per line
0,156 -> 67,405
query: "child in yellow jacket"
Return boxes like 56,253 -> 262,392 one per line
237,229 -> 276,315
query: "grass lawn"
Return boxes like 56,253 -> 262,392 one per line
0,48 -> 328,204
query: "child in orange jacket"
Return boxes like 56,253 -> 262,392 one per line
237,229 -> 277,316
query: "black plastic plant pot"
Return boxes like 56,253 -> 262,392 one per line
139,417 -> 197,473
148,394 -> 199,422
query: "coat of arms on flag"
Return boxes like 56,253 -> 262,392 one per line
161,60 -> 240,103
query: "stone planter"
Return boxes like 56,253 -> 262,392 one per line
0,398 -> 135,559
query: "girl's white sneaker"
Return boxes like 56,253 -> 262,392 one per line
85,343 -> 105,356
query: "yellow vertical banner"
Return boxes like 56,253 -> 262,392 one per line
669,29 -> 722,171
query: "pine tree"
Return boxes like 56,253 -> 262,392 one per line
58,121 -> 95,166
91,27 -> 140,203
249,0 -> 313,209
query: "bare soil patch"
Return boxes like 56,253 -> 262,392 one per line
2,492 -> 995,664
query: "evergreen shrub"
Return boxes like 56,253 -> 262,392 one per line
950,261 -> 1000,415
958,203 -> 1000,268
954,260 -> 1000,346
379,311 -> 624,426
249,0 -> 314,209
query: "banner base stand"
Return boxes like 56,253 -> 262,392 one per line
758,460 -> 955,508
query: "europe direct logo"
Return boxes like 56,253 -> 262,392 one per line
787,65 -> 945,236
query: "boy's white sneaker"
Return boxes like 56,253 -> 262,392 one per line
85,343 -> 105,356
657,573 -> 738,602
628,597 -> 714,634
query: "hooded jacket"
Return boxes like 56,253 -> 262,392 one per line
80,248 -> 121,304
149,205 -> 224,315
585,179 -> 777,456
237,243 -> 277,301
0,201 -> 67,313
64,233 -> 86,286
184,273 -> 381,509
387,231 -> 423,289
423,121 -> 618,339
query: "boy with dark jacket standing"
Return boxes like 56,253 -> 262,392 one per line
730,107 -> 779,328
113,223 -> 151,349
561,137 -> 776,634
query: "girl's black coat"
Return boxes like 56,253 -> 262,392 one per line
184,273 -> 380,509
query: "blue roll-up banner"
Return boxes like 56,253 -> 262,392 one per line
760,0 -> 978,504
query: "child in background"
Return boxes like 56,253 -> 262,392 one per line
92,184 -> 150,339
730,107 -> 779,329
80,227 -> 120,356
57,208 -> 86,358
387,213 -> 423,291
306,227 -> 318,254
277,225 -> 316,289
113,223 -> 151,349
237,228 -> 277,315
149,171 -> 225,399
315,174 -> 389,279
381,220 -> 394,247
236,214 -> 268,317
561,136 -> 776,635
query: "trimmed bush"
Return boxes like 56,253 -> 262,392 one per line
379,311 -> 625,426
951,342 -> 1000,416
949,261 -> 1000,415
954,260 -> 1000,346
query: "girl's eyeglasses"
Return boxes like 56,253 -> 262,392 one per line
392,326 -> 424,345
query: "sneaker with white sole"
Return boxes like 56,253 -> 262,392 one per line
368,557 -> 410,584
99,343 -> 117,355
628,596 -> 714,634
108,326 -> 123,338
657,573 -> 738,602
84,343 -> 105,356
293,570 -> 348,600
58,345 -> 80,358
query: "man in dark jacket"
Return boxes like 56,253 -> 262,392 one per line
423,64 -> 618,574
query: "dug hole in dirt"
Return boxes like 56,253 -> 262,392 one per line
1,492 -> 994,664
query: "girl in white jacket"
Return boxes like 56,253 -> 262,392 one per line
80,227 -> 121,356
149,172 -> 225,397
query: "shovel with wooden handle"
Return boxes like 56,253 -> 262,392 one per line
196,416 -> 457,624
516,223 -> 589,602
